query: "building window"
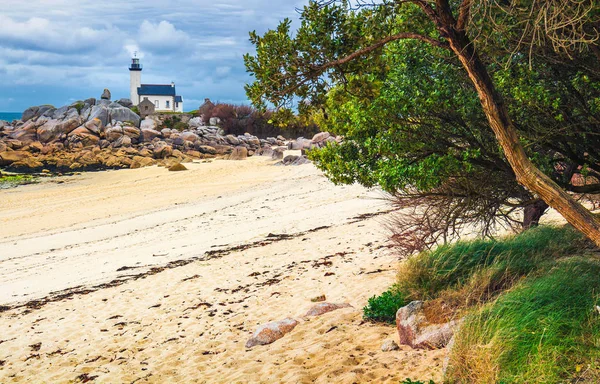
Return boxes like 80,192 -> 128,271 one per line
154,100 -> 159,108
166,100 -> 170,109
175,102 -> 179,108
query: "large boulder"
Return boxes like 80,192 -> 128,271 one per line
109,107 -> 140,127
140,118 -> 157,131
22,106 -> 40,122
0,151 -> 31,166
105,126 -> 124,141
288,138 -> 314,150
396,301 -> 457,350
196,145 -> 217,155
89,105 -> 110,127
312,132 -> 331,143
116,98 -> 133,108
227,146 -> 248,160
52,105 -> 70,120
8,121 -> 38,143
245,318 -> 299,348
282,155 -> 310,166
141,129 -> 161,142
188,117 -> 204,128
113,135 -> 132,148
153,142 -> 173,159
37,118 -> 80,143
180,132 -> 199,143
68,127 -> 100,147
225,134 -> 240,146
84,118 -> 103,135
101,88 -> 111,100
122,126 -> 141,140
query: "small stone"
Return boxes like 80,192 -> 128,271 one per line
245,318 -> 298,348
305,302 -> 352,317
168,163 -> 188,172
311,295 -> 326,303
381,340 -> 400,352
101,88 -> 111,100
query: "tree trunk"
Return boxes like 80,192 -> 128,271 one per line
523,200 -> 549,229
445,30 -> 600,247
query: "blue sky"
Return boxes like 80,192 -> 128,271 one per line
0,0 -> 307,112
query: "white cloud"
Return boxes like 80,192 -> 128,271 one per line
138,20 -> 191,52
0,0 -> 310,111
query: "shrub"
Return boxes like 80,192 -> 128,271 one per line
130,106 -> 140,115
198,101 -> 320,139
363,287 -> 405,324
173,121 -> 188,131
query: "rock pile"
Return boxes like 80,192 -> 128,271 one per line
0,94 -> 340,172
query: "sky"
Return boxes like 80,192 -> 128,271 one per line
0,0 -> 307,112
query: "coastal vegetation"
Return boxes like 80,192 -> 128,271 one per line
244,0 -> 600,382
244,0 -> 600,247
197,101 -> 319,139
366,225 -> 600,382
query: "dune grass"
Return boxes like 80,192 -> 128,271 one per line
447,258 -> 600,383
365,225 -> 599,382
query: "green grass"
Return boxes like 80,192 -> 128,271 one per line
0,174 -> 37,189
367,225 -> 599,382
363,287 -> 405,324
448,258 -> 600,383
395,226 -> 589,303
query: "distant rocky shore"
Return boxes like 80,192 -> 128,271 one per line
0,91 -> 339,173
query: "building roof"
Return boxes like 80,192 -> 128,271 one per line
138,84 -> 176,96
175,96 -> 183,102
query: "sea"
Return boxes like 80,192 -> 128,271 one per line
0,112 -> 22,122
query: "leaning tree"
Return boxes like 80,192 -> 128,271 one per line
244,0 -> 600,247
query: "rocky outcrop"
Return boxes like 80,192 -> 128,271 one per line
396,301 -> 458,350
245,318 -> 299,348
0,98 -> 342,172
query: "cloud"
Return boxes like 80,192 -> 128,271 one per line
0,0 -> 309,112
0,15 -> 123,55
138,20 -> 192,53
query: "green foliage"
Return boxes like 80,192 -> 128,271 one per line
161,115 -> 182,129
173,121 -> 188,132
73,102 -> 84,114
448,258 -> 600,383
130,106 -> 140,115
363,287 -> 405,324
246,0 -> 600,245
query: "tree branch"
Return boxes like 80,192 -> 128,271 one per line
311,32 -> 449,72
456,0 -> 472,31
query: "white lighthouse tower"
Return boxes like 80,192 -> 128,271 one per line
129,55 -> 142,105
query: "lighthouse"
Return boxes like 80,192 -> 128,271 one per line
129,56 -> 142,105
127,56 -> 183,112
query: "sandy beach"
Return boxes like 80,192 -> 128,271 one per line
0,157 -> 444,383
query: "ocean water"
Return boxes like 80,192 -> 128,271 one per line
0,112 -> 22,122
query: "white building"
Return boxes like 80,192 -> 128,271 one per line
129,57 -> 183,113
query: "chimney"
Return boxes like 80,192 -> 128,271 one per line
171,81 -> 175,87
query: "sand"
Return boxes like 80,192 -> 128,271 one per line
0,157 -> 445,383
